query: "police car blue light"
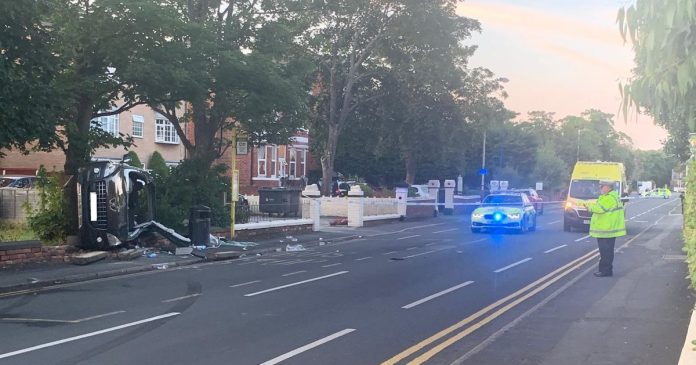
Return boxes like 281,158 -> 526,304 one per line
470,193 -> 537,234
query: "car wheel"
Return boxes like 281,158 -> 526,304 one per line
471,227 -> 481,233
529,216 -> 537,232
563,219 -> 572,232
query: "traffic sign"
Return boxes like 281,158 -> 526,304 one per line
500,180 -> 509,190
490,180 -> 500,191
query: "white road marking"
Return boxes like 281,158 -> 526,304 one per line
230,280 -> 261,288
544,245 -> 568,254
282,270 -> 307,277
406,247 -> 419,251
244,271 -> 349,297
382,251 -> 398,255
399,247 -> 453,259
260,328 -> 356,365
468,238 -> 488,244
402,281 -> 475,309
425,242 -> 438,246
355,257 -> 373,261
433,228 -> 458,234
321,263 -> 342,268
546,220 -> 560,225
1,311 -> 125,324
0,312 -> 180,360
575,235 -> 591,242
397,235 -> 421,240
162,293 -> 201,303
494,258 -> 532,273
633,220 -> 648,223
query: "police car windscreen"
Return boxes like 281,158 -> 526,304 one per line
483,195 -> 522,206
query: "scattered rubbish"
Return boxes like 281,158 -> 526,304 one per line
153,263 -> 168,270
285,244 -> 306,252
27,277 -> 39,284
256,253 -> 263,256
390,257 -> 406,261
286,235 -> 294,239
279,240 -> 285,243
175,247 -> 194,256
319,238 -> 324,241
319,242 -> 326,246
146,252 -> 158,258
291,238 -> 298,242
275,248 -> 282,252
192,245 -> 207,250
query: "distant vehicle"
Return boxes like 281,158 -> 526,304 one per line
333,180 -> 356,197
471,193 -> 537,234
510,188 -> 544,215
564,161 -> 627,232
0,176 -> 37,189
638,181 -> 654,195
645,188 -> 671,199
409,185 -> 430,198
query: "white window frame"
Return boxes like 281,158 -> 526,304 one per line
93,114 -> 119,137
270,145 -> 277,177
132,115 -> 144,138
300,149 -> 307,177
257,146 -> 267,176
289,148 -> 297,179
154,115 -> 180,144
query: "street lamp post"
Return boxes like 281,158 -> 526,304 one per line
481,130 -> 486,201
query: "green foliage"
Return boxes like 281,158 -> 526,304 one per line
683,159 -> 696,288
24,168 -> 68,244
634,150 -> 676,188
153,161 -> 230,232
125,151 -> 143,168
148,151 -> 169,180
358,183 -> 374,198
0,222 -> 37,243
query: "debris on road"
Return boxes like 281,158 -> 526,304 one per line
285,244 -> 306,252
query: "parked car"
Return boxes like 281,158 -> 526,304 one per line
0,176 -> 37,189
332,180 -> 356,197
510,188 -> 544,215
409,185 -> 430,198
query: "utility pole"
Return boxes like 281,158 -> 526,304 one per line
481,130 -> 486,201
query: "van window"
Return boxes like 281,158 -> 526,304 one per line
569,180 -> 620,199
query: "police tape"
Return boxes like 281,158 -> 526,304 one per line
300,196 -> 663,206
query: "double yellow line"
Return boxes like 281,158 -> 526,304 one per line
382,249 -> 600,365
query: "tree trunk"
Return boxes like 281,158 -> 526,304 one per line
404,150 -> 417,185
63,96 -> 95,238
320,124 -> 339,196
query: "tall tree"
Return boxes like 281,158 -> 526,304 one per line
0,0 -> 60,154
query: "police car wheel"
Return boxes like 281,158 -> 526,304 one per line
471,227 -> 481,233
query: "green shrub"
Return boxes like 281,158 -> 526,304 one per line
125,151 -> 143,168
684,159 -> 696,288
24,167 -> 68,244
0,222 -> 36,242
148,151 -> 170,179
358,183 -> 374,197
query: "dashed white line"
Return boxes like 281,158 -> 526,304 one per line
406,247 -> 419,251
575,235 -> 591,242
0,313 -> 180,360
402,281 -> 475,309
355,257 -> 373,261
544,245 -> 567,254
244,271 -> 349,297
260,329 -> 356,365
399,247 -> 453,259
494,258 -> 532,273
0,311 -> 125,324
546,220 -> 561,225
397,235 -> 421,240
321,263 -> 342,268
382,251 -> 398,255
162,293 -> 201,303
282,270 -> 307,277
230,280 -> 261,288
433,228 -> 458,234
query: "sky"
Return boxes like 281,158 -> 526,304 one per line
456,0 -> 667,150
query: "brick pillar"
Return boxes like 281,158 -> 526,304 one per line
444,179 -> 455,215
428,180 -> 441,216
395,186 -> 408,218
347,185 -> 364,227
302,184 -> 322,231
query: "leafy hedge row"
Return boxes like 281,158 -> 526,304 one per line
684,159 -> 696,288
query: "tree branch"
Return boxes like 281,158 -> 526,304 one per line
150,105 -> 195,152
93,101 -> 147,118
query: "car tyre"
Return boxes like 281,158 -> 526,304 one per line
471,227 -> 481,234
529,216 -> 537,232
563,219 -> 572,232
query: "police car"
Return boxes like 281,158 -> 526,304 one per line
471,193 -> 537,233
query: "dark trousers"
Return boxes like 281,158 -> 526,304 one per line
597,237 -> 616,274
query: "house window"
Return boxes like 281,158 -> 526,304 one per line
132,115 -> 144,138
155,116 -> 179,144
257,146 -> 267,176
93,114 -> 119,137
289,148 -> 297,178
270,146 -> 277,177
300,149 -> 307,177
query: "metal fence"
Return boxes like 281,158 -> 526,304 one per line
233,201 -> 310,224
0,189 -> 39,222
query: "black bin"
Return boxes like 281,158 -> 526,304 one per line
258,188 -> 301,216
189,205 -> 211,246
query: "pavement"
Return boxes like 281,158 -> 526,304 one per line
0,198 -> 692,365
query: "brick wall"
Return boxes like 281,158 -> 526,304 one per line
0,242 -> 70,267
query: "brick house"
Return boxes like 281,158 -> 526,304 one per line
0,104 -> 189,175
220,130 -> 319,195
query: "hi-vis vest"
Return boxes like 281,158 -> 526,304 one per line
587,190 -> 626,238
